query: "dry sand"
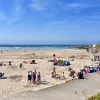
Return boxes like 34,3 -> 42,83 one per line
0,48 -> 98,98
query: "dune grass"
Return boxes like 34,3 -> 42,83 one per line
96,43 -> 100,48
88,93 -> 100,100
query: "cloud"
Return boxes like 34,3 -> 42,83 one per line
66,3 -> 82,8
65,2 -> 100,10
29,0 -> 47,12
29,0 -> 57,12
7,0 -> 24,24
65,3 -> 89,9
0,0 -> 24,24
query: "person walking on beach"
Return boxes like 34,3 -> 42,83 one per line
28,71 -> 32,83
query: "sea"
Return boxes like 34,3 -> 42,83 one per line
0,44 -> 89,50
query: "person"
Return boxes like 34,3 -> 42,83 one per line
68,68 -> 75,78
30,60 -> 36,64
51,71 -> 56,78
34,70 -> 37,74
53,54 -> 56,57
9,62 -> 11,66
53,67 -> 56,75
97,64 -> 100,73
62,72 -> 66,79
0,62 -> 3,66
0,72 -> 4,78
81,66 -> 87,74
28,71 -> 32,83
37,72 -> 41,84
78,70 -> 84,79
19,63 -> 23,69
33,71 -> 36,84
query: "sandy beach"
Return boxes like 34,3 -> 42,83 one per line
0,48 -> 98,98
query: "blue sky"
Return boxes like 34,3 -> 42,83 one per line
0,0 -> 100,44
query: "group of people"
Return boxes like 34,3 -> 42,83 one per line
28,70 -> 41,84
92,55 -> 100,61
0,61 -> 12,66
51,66 -> 86,80
82,64 -> 100,73
77,64 -> 100,79
23,60 -> 37,64
51,67 -> 66,79
49,54 -> 71,66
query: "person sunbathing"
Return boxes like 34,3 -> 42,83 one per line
23,60 -> 37,64
30,60 -> 36,64
49,58 -> 57,62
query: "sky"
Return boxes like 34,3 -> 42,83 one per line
0,0 -> 100,44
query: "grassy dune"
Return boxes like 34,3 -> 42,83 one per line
96,43 -> 100,48
88,93 -> 100,100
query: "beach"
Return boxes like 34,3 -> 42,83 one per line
0,47 -> 97,98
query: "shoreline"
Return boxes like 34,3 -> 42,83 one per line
0,44 -> 90,50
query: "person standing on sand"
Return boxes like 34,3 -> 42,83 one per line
33,71 -> 36,84
28,71 -> 32,83
53,67 -> 56,75
51,67 -> 56,78
19,63 -> 23,69
34,70 -> 37,75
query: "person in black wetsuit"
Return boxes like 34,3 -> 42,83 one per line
78,70 -> 84,79
33,72 -> 36,84
28,71 -> 32,83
